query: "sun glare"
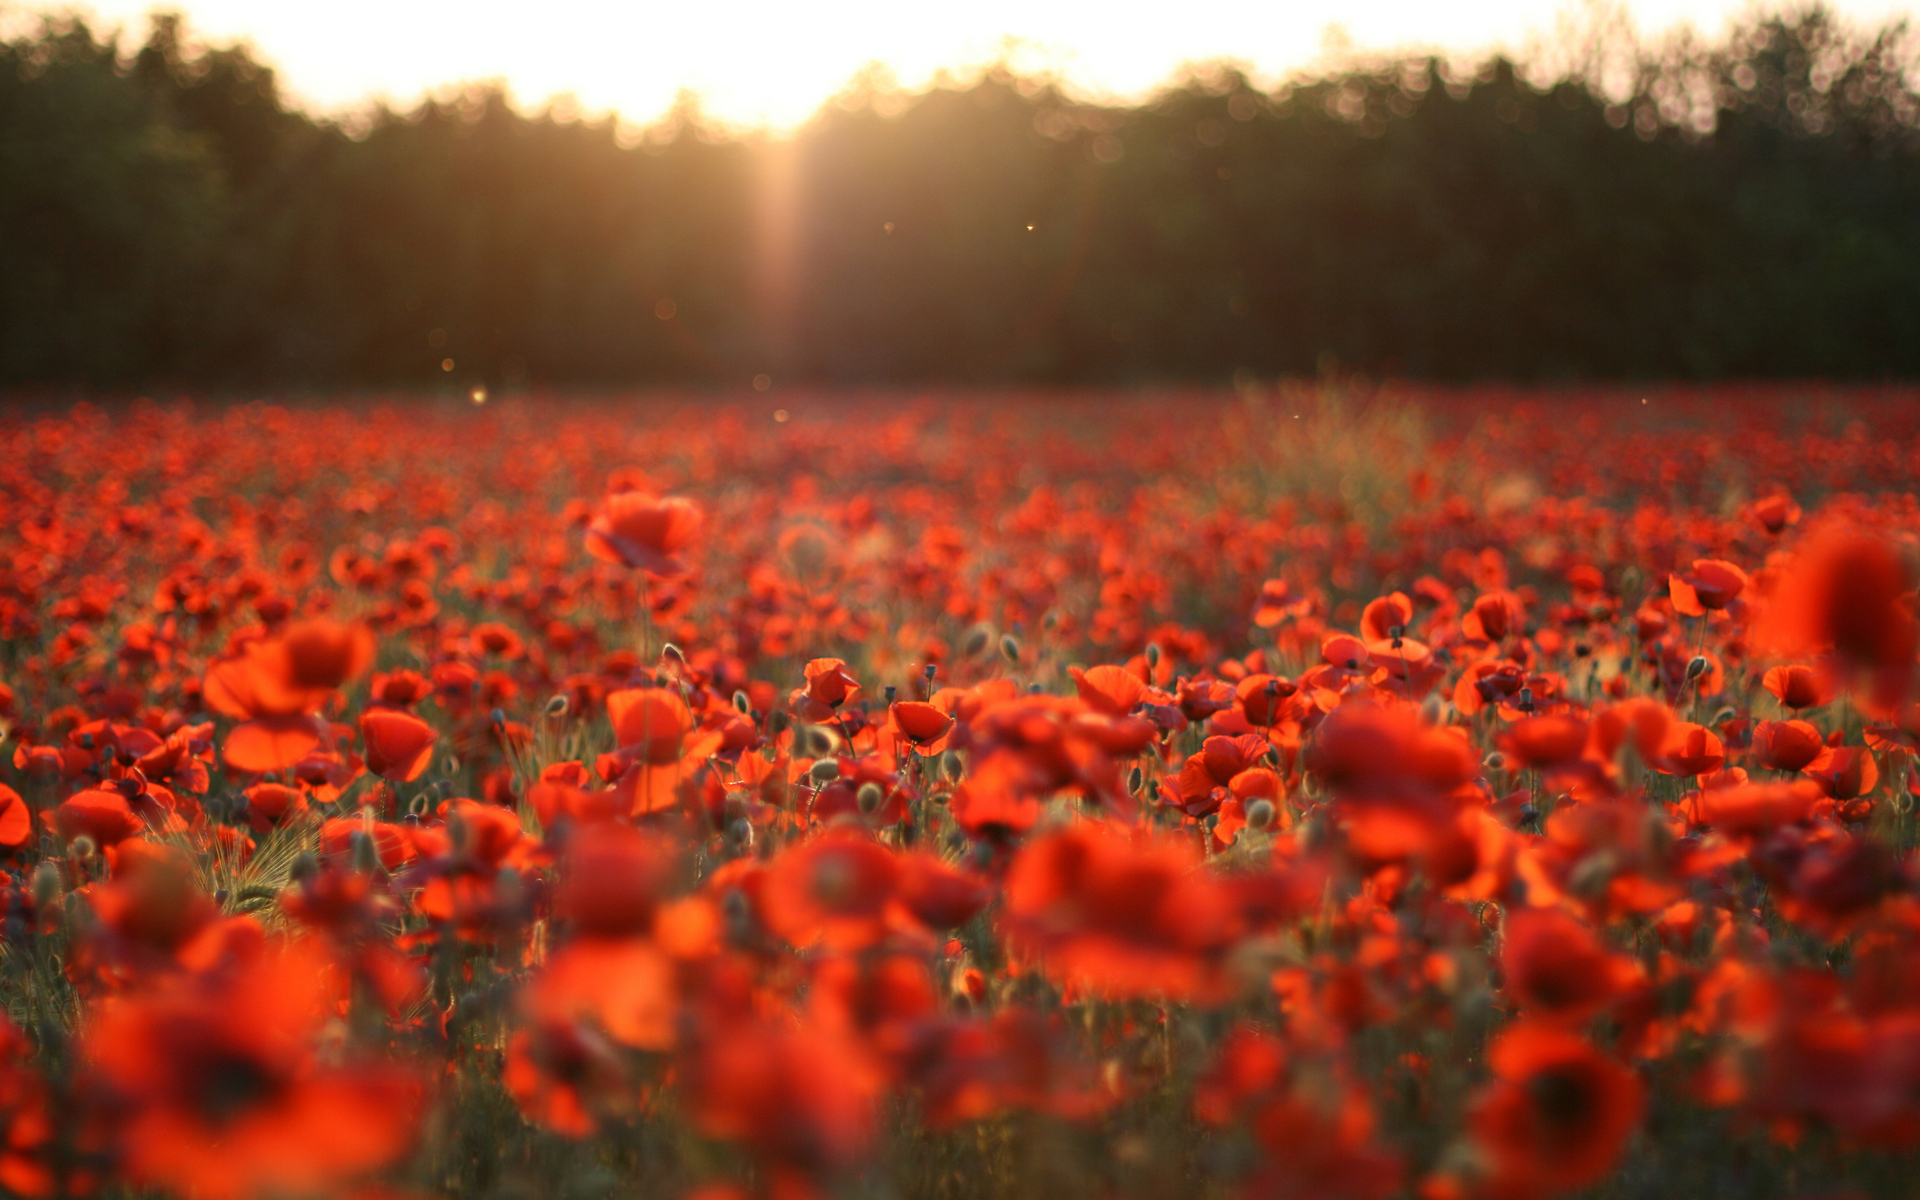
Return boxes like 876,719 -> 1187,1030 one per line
43,0 -> 1920,129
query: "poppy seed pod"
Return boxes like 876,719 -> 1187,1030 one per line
1128,766 -> 1144,793
856,782 -> 884,813
69,835 -> 97,861
1146,643 -> 1162,669
1484,752 -> 1507,772
728,818 -> 753,847
30,860 -> 62,910
1000,634 -> 1022,664
544,694 -> 569,718
1686,655 -> 1709,681
964,626 -> 992,658
809,758 -> 841,785
885,685 -> 897,703
733,690 -> 752,714
944,753 -> 966,782
1246,799 -> 1276,829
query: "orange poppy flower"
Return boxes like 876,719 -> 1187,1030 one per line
792,657 -> 860,723
1651,722 -> 1724,777
1803,744 -> 1879,800
1467,1023 -> 1644,1199
584,491 -> 702,575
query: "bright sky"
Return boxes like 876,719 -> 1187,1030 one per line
25,0 -> 1920,129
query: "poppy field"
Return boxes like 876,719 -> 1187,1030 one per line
3,384 -> 1920,1200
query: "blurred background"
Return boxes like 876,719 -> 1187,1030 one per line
1,3 -> 1917,389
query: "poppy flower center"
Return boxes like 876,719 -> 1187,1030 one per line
191,1050 -> 286,1126
1527,1067 -> 1594,1134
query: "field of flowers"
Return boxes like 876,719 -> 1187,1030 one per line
1,384 -> 1918,1200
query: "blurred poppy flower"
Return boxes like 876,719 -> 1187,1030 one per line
82,943 -> 423,1200
360,709 -> 436,782
1467,1023 -> 1644,1200
1668,559 -> 1748,616
1756,528 -> 1918,717
584,491 -> 702,575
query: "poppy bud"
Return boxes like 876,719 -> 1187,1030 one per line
69,835 -> 97,862
1246,799 -> 1276,829
1483,752 -> 1507,772
495,866 -> 526,916
944,753 -> 965,782
290,851 -> 319,883
1000,634 -> 1021,664
1711,706 -> 1737,726
30,861 -> 62,911
885,685 -> 897,703
544,694 -> 569,718
1028,682 -> 1043,694
728,818 -> 753,847
722,887 -> 752,939
489,707 -> 506,728
733,690 -> 752,715
803,724 -> 837,757
1517,803 -> 1540,828
661,643 -> 684,662
350,830 -> 379,875
809,758 -> 841,785
1685,655 -> 1709,681
964,626 -> 992,658
1567,850 -> 1617,898
1517,687 -> 1534,712
856,782 -> 884,813
923,664 -> 938,684
1127,766 -> 1144,793
1146,643 -> 1162,670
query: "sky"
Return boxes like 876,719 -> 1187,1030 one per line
20,0 -> 1920,130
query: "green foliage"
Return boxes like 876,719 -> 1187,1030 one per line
1,7 -> 1917,387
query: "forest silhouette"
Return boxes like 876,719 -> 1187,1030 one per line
2,7 -> 1917,389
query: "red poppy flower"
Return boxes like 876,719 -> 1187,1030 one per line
584,491 -> 702,575
1803,744 -> 1879,800
81,943 -> 424,1200
792,658 -> 860,723
1756,528 -> 1918,716
0,785 -> 29,849
360,709 -> 436,782
759,832 -> 902,951
1002,824 -> 1236,1001
1651,722 -> 1724,777
1501,907 -> 1638,1024
605,687 -> 693,766
1750,719 -> 1825,772
1668,559 -> 1748,616
1467,1023 -> 1644,1199
888,700 -> 955,754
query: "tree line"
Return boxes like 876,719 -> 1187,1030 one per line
2,7 -> 1917,389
